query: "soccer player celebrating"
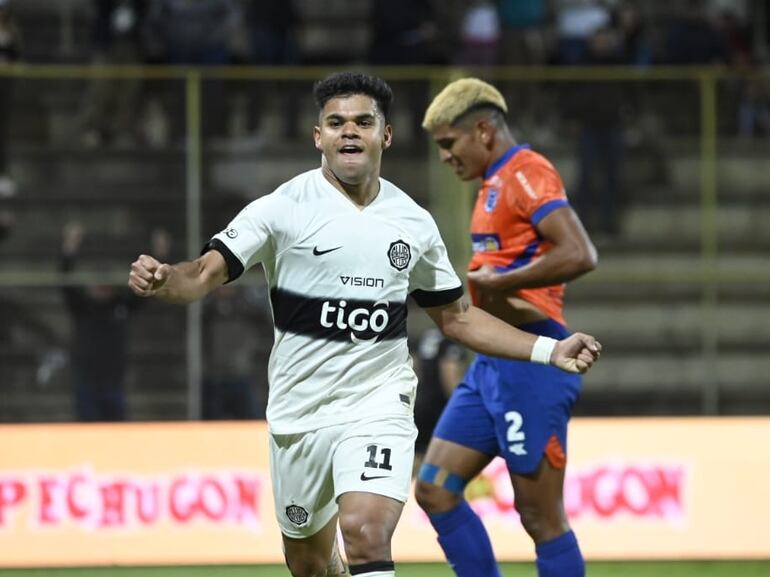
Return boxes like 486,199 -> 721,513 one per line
417,78 -> 598,577
128,72 -> 600,577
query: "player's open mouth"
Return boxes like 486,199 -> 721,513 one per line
339,145 -> 363,156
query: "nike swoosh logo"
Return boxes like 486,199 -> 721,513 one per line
360,472 -> 389,481
313,246 -> 342,256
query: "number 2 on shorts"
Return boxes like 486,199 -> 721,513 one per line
505,411 -> 527,456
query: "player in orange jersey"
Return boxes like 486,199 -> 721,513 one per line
416,78 -> 598,577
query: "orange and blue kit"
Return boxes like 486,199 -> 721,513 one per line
468,143 -> 569,325
429,145 -> 581,475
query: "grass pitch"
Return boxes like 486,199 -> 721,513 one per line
1,561 -> 769,577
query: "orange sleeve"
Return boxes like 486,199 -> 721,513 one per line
505,163 -> 567,221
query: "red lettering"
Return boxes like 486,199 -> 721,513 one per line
233,476 -> 260,521
0,479 -> 26,526
134,482 -> 161,525
38,477 -> 62,525
591,467 -> 620,518
169,477 -> 195,522
99,481 -> 129,527
618,467 -> 652,515
561,464 -> 686,520
488,470 -> 514,516
199,477 -> 227,521
2,471 -> 264,530
67,474 -> 89,520
647,468 -> 683,515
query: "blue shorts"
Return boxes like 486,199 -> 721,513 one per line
432,319 -> 582,474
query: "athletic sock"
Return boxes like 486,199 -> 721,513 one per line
349,560 -> 394,576
535,530 -> 585,577
428,500 -> 502,577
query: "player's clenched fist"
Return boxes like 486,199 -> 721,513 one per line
553,332 -> 602,374
128,254 -> 172,297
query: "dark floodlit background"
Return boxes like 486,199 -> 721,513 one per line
0,1 -> 768,575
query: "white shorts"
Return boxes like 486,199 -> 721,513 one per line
269,414 -> 417,539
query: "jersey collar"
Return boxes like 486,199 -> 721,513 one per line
484,144 -> 530,180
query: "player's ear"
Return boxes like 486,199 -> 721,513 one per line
382,123 -> 392,150
477,119 -> 494,147
313,125 -> 322,151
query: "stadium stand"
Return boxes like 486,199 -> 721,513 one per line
0,0 -> 768,421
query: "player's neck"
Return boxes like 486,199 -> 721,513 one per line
322,165 -> 381,209
491,134 -> 518,162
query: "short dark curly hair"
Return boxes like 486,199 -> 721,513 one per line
313,72 -> 393,121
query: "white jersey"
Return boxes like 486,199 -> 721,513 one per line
207,168 -> 463,434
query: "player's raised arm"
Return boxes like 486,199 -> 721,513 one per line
128,249 -> 228,304
424,298 -> 601,374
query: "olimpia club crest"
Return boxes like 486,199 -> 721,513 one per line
387,240 -> 411,271
285,504 -> 309,526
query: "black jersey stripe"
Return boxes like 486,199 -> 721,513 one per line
410,285 -> 464,308
271,288 -> 407,342
201,239 -> 244,283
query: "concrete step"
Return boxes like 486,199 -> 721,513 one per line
570,252 -> 770,290
567,302 -> 770,351
13,146 -> 187,188
9,138 -> 770,205
575,387 -> 770,416
581,353 -> 770,396
610,204 -> 770,250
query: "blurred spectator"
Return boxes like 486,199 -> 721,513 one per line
738,80 -> 770,138
616,2 -> 652,66
715,8 -> 752,66
0,288 -> 63,398
662,0 -> 729,65
0,188 -> 12,243
555,0 -> 610,65
78,0 -> 148,148
145,0 -> 243,65
0,195 -> 62,379
60,223 -> 170,421
412,328 -> 467,470
497,0 -> 554,66
0,109 -> 14,241
368,0 -> 444,66
144,0 -> 245,140
713,8 -> 769,138
244,0 -> 298,65
495,0 -> 557,147
369,0 -> 445,138
0,0 -> 21,197
565,25 -> 628,238
235,0 -> 301,140
202,283 -> 271,420
455,0 -> 501,66
614,3 -> 669,184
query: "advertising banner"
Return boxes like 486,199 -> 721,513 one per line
1,418 -> 769,567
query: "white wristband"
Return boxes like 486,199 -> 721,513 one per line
530,336 -> 557,365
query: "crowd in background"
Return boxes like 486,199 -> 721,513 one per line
1,0 -> 765,153
0,0 -> 768,422
5,0 -> 758,68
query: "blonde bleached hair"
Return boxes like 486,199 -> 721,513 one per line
422,78 -> 508,131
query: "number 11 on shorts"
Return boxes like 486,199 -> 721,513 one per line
364,444 -> 393,470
